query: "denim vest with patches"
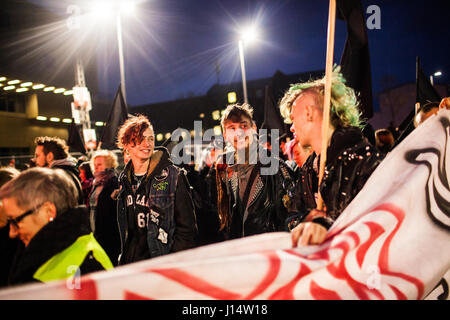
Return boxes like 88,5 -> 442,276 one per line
117,164 -> 179,260
146,165 -> 179,257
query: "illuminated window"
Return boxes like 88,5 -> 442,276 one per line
213,126 -> 222,135
227,91 -> 237,103
212,110 -> 220,121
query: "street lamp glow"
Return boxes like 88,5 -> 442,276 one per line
20,82 -> 33,87
434,71 -> 442,77
91,1 -> 114,20
16,88 -> 29,93
240,26 -> 259,43
120,1 -> 136,15
44,86 -> 55,92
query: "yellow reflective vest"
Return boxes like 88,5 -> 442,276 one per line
33,233 -> 113,282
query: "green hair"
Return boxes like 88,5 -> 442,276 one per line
279,65 -> 364,129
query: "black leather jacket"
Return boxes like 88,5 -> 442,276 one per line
215,150 -> 294,239
286,126 -> 384,229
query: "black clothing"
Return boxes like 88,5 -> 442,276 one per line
287,126 -> 384,229
52,160 -> 84,205
89,171 -> 121,266
0,226 -> 22,288
8,206 -> 107,286
216,149 -> 294,239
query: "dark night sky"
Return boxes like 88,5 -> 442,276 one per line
31,0 -> 450,111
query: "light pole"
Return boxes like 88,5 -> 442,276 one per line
90,1 -> 136,104
116,13 -> 127,103
238,26 -> 258,105
238,39 -> 248,104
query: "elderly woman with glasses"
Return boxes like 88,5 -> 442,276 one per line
0,167 -> 113,285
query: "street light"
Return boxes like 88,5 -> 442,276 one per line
238,26 -> 259,104
90,1 -> 136,104
430,70 -> 442,86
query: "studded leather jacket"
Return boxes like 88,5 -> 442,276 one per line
286,126 -> 384,230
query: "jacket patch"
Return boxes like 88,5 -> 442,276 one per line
155,168 -> 169,181
158,228 -> 168,244
153,181 -> 169,191
150,208 -> 160,224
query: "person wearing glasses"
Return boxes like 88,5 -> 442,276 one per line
116,115 -> 197,265
0,167 -> 113,285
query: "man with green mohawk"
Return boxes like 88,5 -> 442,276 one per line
279,66 -> 384,247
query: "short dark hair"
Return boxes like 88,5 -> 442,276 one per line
418,101 -> 439,114
220,103 -> 254,129
78,162 -> 94,180
0,167 -> 20,188
35,136 -> 69,160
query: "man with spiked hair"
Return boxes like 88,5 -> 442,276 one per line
279,67 -> 384,247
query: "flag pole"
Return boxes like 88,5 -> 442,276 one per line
316,0 -> 337,211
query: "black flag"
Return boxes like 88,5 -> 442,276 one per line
100,84 -> 129,149
67,120 -> 87,155
416,56 -> 441,105
337,0 -> 374,119
260,85 -> 288,137
395,57 -> 442,146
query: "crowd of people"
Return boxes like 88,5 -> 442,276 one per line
0,70 -> 449,289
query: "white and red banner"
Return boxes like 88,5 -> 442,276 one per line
1,110 -> 449,300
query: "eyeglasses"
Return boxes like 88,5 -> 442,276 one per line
7,203 -> 44,229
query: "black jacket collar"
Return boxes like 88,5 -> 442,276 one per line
326,126 -> 365,165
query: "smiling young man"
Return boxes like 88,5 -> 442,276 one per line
116,115 -> 197,265
214,104 -> 293,240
